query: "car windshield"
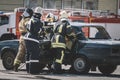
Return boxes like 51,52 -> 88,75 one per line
72,25 -> 111,40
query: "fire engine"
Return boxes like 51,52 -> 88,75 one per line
67,9 -> 120,40
42,8 -> 60,21
90,13 -> 120,40
0,7 -> 119,41
0,8 -> 60,41
40,8 -> 120,40
0,7 -> 25,41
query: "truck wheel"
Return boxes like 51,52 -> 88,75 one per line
70,57 -> 90,74
98,65 -> 117,75
2,51 -> 15,70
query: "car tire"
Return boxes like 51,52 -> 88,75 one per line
98,65 -> 117,75
2,51 -> 15,70
70,57 -> 90,74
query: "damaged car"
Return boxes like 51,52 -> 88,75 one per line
0,22 -> 120,75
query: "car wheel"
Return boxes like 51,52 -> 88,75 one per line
98,65 -> 117,75
70,57 -> 90,74
2,51 -> 15,70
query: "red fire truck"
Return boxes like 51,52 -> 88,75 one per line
0,7 -> 25,41
67,9 -> 120,40
42,9 -> 60,21
1,7 -> 119,40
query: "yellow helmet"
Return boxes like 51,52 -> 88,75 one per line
46,13 -> 55,22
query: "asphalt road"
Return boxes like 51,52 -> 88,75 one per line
0,60 -> 120,80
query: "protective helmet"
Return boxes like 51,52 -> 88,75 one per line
34,7 -> 43,14
33,7 -> 43,19
22,8 -> 33,18
46,13 -> 55,22
59,10 -> 69,21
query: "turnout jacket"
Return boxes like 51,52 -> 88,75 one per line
51,21 -> 74,49
19,18 -> 30,35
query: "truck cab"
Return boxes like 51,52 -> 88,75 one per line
0,7 -> 25,41
0,12 -> 16,41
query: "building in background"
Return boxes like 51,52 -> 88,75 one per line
0,0 -> 24,12
118,0 -> 120,15
0,0 -> 119,15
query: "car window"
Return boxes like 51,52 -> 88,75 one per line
0,16 -> 9,26
81,26 -> 111,39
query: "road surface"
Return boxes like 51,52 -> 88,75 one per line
0,60 -> 120,80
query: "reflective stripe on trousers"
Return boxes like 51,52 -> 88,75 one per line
26,60 -> 39,63
55,50 -> 64,64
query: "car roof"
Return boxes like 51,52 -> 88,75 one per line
70,22 -> 104,28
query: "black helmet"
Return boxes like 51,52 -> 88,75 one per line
22,8 -> 33,18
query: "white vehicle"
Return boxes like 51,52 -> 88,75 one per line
0,7 -> 25,41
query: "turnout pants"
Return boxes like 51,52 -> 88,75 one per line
24,38 -> 40,74
53,48 -> 65,73
51,34 -> 66,73
14,36 -> 26,66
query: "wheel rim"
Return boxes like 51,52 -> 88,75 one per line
74,58 -> 85,72
3,52 -> 15,70
6,56 -> 14,66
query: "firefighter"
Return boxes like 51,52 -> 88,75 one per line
13,8 -> 33,72
44,12 -> 56,40
24,7 -> 43,74
51,10 -> 75,74
45,12 -> 57,22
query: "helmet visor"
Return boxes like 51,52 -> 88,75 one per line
22,11 -> 30,17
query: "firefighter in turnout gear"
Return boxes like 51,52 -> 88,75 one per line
24,7 -> 43,74
51,10 -> 75,74
13,8 -> 33,72
44,12 -> 56,40
45,12 -> 57,22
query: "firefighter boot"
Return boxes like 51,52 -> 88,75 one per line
14,64 -> 20,72
53,62 -> 63,74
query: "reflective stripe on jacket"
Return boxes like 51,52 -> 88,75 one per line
51,34 -> 66,49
